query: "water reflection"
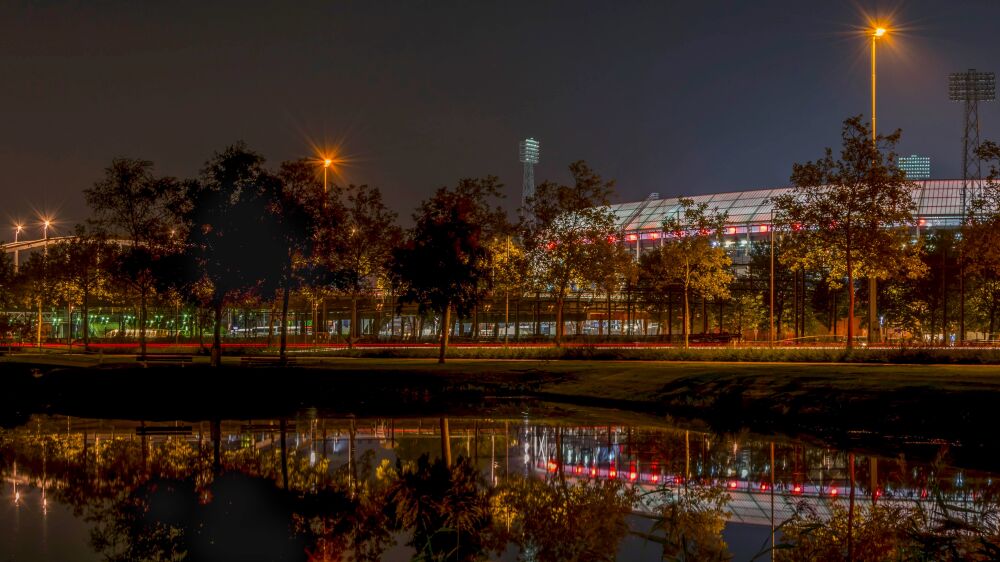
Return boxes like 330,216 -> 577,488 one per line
2,414 -> 999,561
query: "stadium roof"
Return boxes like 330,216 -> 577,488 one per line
611,180 -> 983,233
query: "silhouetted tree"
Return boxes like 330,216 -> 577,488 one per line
84,158 -> 184,355
332,184 -> 401,347
392,177 -> 507,363
47,226 -> 113,350
274,159 -> 332,359
183,144 -> 296,366
0,250 -> 14,308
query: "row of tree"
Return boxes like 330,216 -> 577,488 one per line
4,116 -> 1000,360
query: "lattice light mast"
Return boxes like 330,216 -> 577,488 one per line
518,138 -> 540,207
949,69 -> 996,214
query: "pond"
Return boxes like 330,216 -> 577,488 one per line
1,406 -> 998,561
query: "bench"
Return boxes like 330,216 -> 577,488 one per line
137,354 -> 193,367
239,356 -> 299,368
136,425 -> 193,436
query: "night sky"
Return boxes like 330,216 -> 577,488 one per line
2,0 -> 1000,234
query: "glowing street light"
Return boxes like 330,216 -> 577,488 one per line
870,25 -> 888,142
321,156 -> 334,193
13,223 -> 23,243
869,23 -> 888,345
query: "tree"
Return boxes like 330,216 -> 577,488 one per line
13,251 -> 60,347
592,241 -> 634,339
522,161 -> 617,345
47,226 -> 113,350
773,116 -> 920,349
962,141 -> 1000,340
84,158 -> 184,356
332,184 -> 401,347
0,250 -> 14,308
274,159 -> 334,359
392,177 -> 507,363
652,198 -> 733,348
183,144 -> 310,366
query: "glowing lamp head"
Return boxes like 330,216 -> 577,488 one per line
15,223 -> 23,233
874,27 -> 887,37
323,158 -> 333,168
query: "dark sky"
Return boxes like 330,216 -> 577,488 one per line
3,0 -> 1000,234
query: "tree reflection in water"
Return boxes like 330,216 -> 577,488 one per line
492,475 -> 637,561
3,416 -> 1000,561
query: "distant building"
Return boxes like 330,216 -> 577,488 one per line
898,154 -> 931,180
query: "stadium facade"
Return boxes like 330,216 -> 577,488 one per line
609,179 -> 977,264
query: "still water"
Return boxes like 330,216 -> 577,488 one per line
1,407 -> 998,561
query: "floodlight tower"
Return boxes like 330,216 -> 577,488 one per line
949,69 -> 996,214
518,138 -> 541,207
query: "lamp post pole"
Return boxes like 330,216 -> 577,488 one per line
869,27 -> 886,346
504,235 -> 510,346
13,224 -> 22,272
769,210 -> 775,347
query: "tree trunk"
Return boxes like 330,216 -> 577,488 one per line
139,288 -> 148,357
438,305 -> 451,364
555,293 -> 565,346
702,295 -> 708,334
846,242 -> 854,350
211,300 -> 223,367
440,417 -> 452,466
606,291 -> 612,340
266,298 -> 276,348
668,290 -> 673,342
280,287 -> 291,361
349,296 -> 358,349
868,276 -> 878,345
82,286 -> 90,352
683,287 -> 690,348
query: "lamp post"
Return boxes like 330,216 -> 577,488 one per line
769,209 -> 775,347
323,158 -> 332,193
869,26 -> 887,346
42,219 -> 51,255
13,223 -> 23,271
36,218 -> 53,349
504,235 -> 510,345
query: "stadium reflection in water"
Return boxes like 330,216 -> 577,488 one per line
2,414 -> 998,561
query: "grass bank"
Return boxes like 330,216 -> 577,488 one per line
304,345 -> 1000,364
23,343 -> 1000,364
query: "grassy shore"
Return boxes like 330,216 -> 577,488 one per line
5,354 -> 1000,468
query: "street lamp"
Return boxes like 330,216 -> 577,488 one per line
323,157 -> 333,193
13,223 -> 23,271
871,26 -> 887,143
41,217 -> 53,257
869,24 -> 888,345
